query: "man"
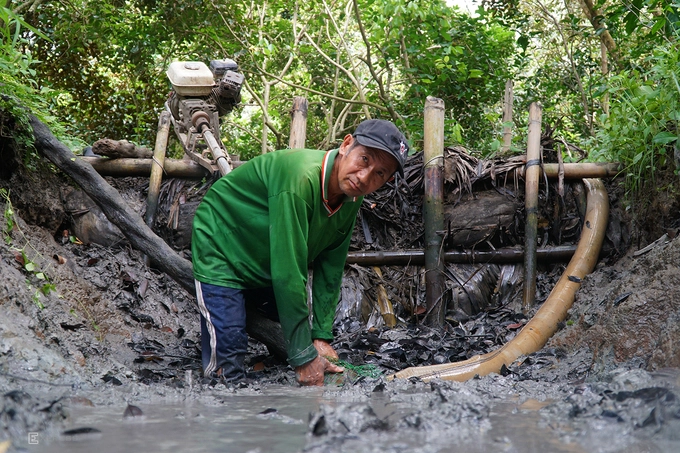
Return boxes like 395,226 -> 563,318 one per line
191,119 -> 408,386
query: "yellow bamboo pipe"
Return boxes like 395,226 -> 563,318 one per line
389,178 -> 608,382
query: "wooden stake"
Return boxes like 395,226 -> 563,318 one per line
289,96 -> 308,149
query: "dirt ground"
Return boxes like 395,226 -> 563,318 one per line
1,137 -> 680,451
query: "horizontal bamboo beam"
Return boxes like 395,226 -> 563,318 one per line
346,245 -> 577,266
519,162 -> 621,179
80,156 -> 244,178
82,156 -> 621,181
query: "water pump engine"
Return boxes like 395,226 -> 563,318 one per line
165,59 -> 244,175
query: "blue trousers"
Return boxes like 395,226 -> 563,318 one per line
194,281 -> 279,380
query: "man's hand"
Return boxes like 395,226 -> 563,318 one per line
295,353 -> 344,386
313,339 -> 340,362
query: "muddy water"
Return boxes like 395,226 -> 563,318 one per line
25,380 -> 680,453
34,387 -> 329,453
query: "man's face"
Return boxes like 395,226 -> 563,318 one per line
336,140 -> 399,198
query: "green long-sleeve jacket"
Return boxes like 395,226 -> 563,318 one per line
191,148 -> 361,367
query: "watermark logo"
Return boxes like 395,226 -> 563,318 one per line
28,432 -> 39,444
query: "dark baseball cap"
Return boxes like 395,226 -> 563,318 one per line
353,119 -> 409,177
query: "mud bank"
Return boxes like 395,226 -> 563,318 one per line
2,190 -> 680,451
2,132 -> 680,451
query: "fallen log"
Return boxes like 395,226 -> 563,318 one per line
92,138 -> 153,158
31,115 -> 195,291
29,115 -> 288,360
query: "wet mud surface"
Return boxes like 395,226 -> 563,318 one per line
2,153 -> 680,451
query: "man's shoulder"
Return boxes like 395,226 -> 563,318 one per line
260,148 -> 327,175
273,148 -> 326,162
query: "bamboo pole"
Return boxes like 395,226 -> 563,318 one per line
524,162 -> 622,179
143,111 -> 171,266
289,96 -> 308,149
502,80 -> 514,152
144,111 -> 171,228
82,156 -> 621,181
346,245 -> 578,266
522,102 -> 543,312
423,96 -> 446,327
79,157 -> 244,178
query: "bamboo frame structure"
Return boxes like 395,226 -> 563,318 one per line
389,178 -> 608,382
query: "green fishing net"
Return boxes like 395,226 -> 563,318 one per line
327,358 -> 383,381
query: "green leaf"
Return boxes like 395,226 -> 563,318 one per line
652,131 -> 678,144
624,11 -> 638,35
25,262 -> 35,272
650,16 -> 666,34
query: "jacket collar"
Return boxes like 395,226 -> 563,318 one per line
321,149 -> 357,216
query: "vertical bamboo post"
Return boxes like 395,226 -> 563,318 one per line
143,110 -> 171,266
423,96 -> 446,327
289,96 -> 308,149
145,110 -> 171,227
502,80 -> 514,152
522,102 -> 543,312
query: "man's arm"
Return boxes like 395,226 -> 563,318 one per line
268,191 -> 318,369
310,220 -> 356,341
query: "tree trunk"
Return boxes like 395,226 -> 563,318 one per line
92,138 -> 153,159
578,0 -> 617,56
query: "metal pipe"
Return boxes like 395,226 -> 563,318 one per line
422,96 -> 446,327
191,111 -> 231,176
389,178 -> 608,382
522,102 -> 542,312
346,245 -> 577,266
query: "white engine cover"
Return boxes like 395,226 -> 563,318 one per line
167,61 -> 215,96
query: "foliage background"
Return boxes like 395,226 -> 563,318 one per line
1,0 -> 679,199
